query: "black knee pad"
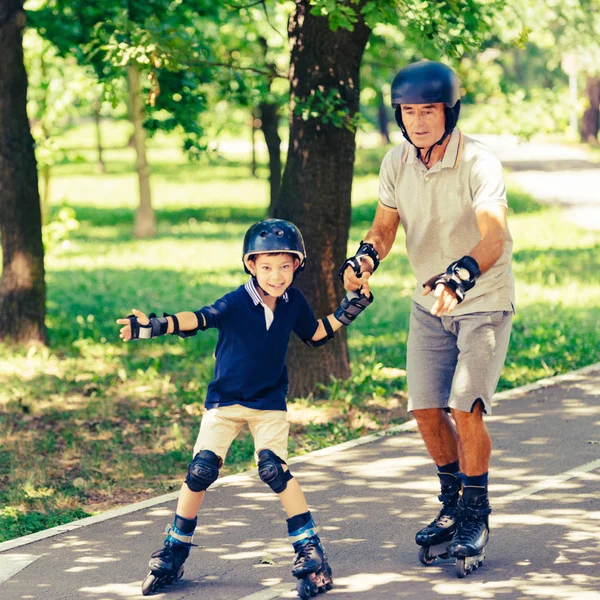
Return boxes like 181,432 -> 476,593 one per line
185,449 -> 220,492
257,449 -> 293,494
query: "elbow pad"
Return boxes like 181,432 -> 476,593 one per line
304,318 -> 335,347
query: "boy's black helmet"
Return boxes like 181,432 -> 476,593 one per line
242,219 -> 306,274
391,60 -> 461,136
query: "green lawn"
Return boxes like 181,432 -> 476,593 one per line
1,130 -> 599,542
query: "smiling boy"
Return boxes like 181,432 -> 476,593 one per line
117,219 -> 372,597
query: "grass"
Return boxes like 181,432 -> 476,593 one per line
1,126 -> 599,542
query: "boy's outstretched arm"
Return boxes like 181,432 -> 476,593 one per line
116,309 -> 206,342
309,290 -> 373,346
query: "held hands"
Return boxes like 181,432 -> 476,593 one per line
116,309 -> 150,342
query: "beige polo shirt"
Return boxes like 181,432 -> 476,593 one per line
379,129 -> 515,315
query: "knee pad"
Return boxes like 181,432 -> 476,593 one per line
185,449 -> 220,492
257,449 -> 293,494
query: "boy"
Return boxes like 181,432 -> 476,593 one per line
117,219 -> 373,597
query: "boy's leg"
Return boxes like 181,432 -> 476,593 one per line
249,410 -> 332,590
142,407 -> 241,593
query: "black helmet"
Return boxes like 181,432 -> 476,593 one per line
242,219 -> 306,275
391,60 -> 461,137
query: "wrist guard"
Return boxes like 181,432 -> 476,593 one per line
334,290 -> 374,326
127,312 -> 169,340
434,256 -> 481,303
338,240 -> 380,284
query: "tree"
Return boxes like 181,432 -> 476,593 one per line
274,0 -> 512,396
31,0 -> 219,237
0,1 -> 46,344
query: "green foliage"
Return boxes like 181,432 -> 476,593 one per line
0,507 -> 90,543
294,87 -> 364,132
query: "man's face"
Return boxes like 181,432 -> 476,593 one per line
248,253 -> 299,297
400,102 -> 446,148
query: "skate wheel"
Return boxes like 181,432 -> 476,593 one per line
296,576 -> 319,599
456,558 -> 467,578
418,546 -> 436,566
141,572 -> 159,596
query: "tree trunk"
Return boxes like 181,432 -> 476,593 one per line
273,0 -> 371,398
378,96 -> 391,146
250,109 -> 257,177
580,74 -> 600,145
260,101 -> 282,213
127,65 -> 156,238
94,99 -> 106,173
0,2 -> 47,344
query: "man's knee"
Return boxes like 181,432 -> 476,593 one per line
257,449 -> 293,494
185,449 -> 220,492
412,407 -> 449,427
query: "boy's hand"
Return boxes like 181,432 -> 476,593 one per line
116,309 -> 149,342
334,290 -> 374,326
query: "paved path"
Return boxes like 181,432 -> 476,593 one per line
2,365 -> 599,599
471,134 -> 600,231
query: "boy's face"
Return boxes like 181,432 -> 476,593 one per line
247,253 -> 300,297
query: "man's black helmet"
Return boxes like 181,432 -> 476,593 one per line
242,219 -> 306,274
391,60 -> 461,137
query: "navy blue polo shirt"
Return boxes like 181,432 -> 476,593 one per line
195,282 -> 319,411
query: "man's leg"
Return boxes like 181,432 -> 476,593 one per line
451,402 -> 491,475
412,408 -> 459,466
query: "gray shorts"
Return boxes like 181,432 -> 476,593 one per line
407,302 -> 512,415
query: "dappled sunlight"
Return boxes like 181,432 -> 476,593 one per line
78,581 -> 145,597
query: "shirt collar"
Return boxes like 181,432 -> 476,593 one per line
245,279 -> 289,305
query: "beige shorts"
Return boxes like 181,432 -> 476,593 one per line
193,405 -> 290,464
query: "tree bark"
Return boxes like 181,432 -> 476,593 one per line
0,2 -> 47,344
378,96 -> 391,146
580,74 -> 600,145
260,101 -> 282,212
273,0 -> 371,398
94,99 -> 106,173
127,65 -> 156,238
250,109 -> 257,177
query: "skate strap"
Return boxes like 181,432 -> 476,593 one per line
288,519 -> 320,545
165,525 -> 195,546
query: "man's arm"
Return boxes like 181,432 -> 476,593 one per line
468,205 -> 507,274
342,206 -> 401,295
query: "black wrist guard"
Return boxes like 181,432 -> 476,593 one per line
128,312 -> 169,340
434,256 -> 481,303
334,290 -> 374,326
338,240 -> 380,284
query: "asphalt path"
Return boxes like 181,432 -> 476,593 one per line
1,365 -> 599,600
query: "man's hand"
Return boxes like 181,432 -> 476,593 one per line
116,308 -> 149,342
341,263 -> 373,297
422,276 -> 459,317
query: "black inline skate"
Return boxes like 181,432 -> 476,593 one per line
415,472 -> 461,566
292,536 -> 333,599
446,485 -> 491,578
142,517 -> 196,596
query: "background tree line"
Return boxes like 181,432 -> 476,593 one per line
1,0 -> 599,396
